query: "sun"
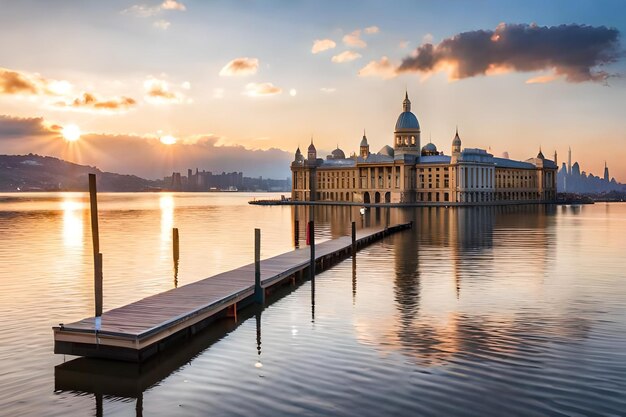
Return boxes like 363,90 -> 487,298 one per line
160,135 -> 177,145
62,124 -> 81,142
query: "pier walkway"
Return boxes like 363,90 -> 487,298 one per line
53,222 -> 411,362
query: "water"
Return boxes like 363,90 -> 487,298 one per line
0,193 -> 625,416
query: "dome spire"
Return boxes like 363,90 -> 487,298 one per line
402,91 -> 411,112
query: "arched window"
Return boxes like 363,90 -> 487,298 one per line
411,136 -> 415,145
404,137 -> 409,145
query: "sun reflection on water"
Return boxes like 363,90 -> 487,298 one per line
61,199 -> 84,247
160,193 -> 174,248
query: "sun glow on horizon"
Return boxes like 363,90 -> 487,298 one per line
160,135 -> 177,145
62,124 -> 81,142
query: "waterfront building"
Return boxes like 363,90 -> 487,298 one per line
291,92 -> 558,205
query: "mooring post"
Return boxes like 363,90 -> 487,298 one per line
294,219 -> 299,247
309,220 -> 315,280
172,228 -> 180,262
254,228 -> 264,304
88,173 -> 103,327
351,221 -> 356,254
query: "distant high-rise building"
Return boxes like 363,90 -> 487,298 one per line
604,161 -> 609,182
568,147 -> 572,175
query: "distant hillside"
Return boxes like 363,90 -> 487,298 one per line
0,154 -> 159,192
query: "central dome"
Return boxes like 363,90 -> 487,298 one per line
395,91 -> 420,131
331,147 -> 346,159
395,112 -> 420,131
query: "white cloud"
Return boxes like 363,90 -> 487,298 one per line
181,81 -> 191,90
219,57 -> 259,76
331,51 -> 362,63
311,39 -> 336,54
343,30 -> 366,48
289,88 -> 297,97
422,33 -> 434,44
244,82 -> 282,97
364,26 -> 380,34
320,87 -> 336,93
122,1 -> 186,17
153,19 -> 171,30
358,56 -> 398,79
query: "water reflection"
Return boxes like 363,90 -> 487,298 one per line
25,197 -> 624,416
61,199 -> 84,248
159,193 -> 174,249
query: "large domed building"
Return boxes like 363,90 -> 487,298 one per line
291,92 -> 558,205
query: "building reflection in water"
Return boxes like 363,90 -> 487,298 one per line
352,204 -> 588,367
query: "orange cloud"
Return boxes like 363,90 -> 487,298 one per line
55,93 -> 137,112
143,77 -> 186,104
244,82 -> 282,97
219,57 -> 259,76
343,30 -> 366,48
526,73 -> 561,84
331,51 -> 362,63
0,68 -> 39,94
311,39 -> 336,54
160,0 -> 186,11
358,56 -> 397,79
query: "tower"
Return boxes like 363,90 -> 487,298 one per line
452,127 -> 461,154
360,130 -> 370,158
554,150 -> 557,166
604,161 -> 609,182
393,91 -> 421,160
568,146 -> 571,175
307,138 -> 317,161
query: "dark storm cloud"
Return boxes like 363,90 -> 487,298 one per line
0,115 -> 56,138
397,23 -> 622,82
0,115 -> 292,179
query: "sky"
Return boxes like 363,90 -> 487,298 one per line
1,0 -> 625,180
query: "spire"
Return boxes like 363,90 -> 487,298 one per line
455,125 -> 458,136
402,91 -> 411,112
537,146 -> 544,159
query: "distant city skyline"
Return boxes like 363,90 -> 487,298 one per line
1,1 -> 625,181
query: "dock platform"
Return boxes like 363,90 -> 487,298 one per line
53,223 -> 411,362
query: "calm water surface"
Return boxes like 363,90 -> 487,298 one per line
0,192 -> 625,416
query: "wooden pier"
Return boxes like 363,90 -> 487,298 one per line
53,222 -> 411,362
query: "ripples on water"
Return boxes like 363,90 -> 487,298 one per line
0,193 -> 625,416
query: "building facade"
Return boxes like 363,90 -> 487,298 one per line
291,93 -> 557,205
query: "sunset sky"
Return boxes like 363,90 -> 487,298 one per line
1,0 -> 625,180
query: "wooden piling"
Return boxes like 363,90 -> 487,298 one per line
88,174 -> 103,320
294,220 -> 299,247
308,220 -> 315,280
254,228 -> 264,304
172,228 -> 179,262
351,221 -> 356,254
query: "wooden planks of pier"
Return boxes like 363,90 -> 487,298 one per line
53,222 -> 412,362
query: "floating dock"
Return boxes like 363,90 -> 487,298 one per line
53,223 -> 411,362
